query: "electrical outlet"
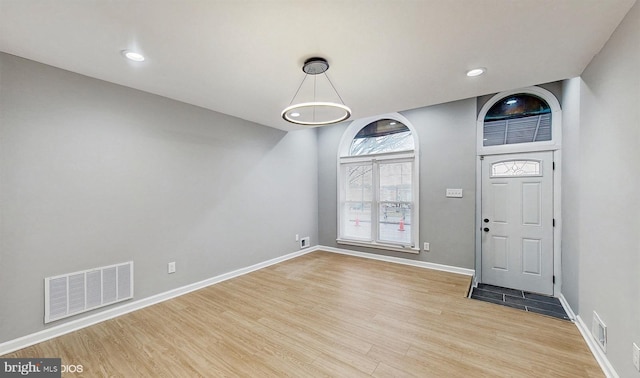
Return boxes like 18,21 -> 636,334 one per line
300,236 -> 310,249
168,262 -> 176,274
633,342 -> 640,372
423,242 -> 430,251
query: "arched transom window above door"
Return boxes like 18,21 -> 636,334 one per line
477,86 -> 562,155
483,94 -> 551,146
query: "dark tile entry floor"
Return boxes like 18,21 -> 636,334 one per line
471,283 -> 571,321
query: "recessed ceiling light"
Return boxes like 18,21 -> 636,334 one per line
122,50 -> 145,62
466,68 -> 486,77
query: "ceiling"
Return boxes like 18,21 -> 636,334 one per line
0,0 -> 635,131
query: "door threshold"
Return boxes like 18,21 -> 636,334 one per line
470,283 -> 570,321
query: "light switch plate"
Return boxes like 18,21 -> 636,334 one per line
446,188 -> 463,198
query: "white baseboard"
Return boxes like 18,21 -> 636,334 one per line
557,293 -> 576,321
554,293 -> 618,378
1,244 -> 475,356
0,248 -> 313,356
574,314 -> 619,378
313,245 -> 475,276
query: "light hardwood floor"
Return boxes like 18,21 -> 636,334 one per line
4,251 -> 603,377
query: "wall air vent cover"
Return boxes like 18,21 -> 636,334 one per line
44,261 -> 133,323
591,311 -> 607,352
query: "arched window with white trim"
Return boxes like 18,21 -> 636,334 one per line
477,86 -> 561,155
337,114 -> 419,253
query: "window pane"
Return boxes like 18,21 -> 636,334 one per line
349,119 -> 414,156
342,164 -> 372,240
379,203 -> 412,245
379,162 -> 412,202
342,202 -> 372,240
485,94 -> 550,121
483,114 -> 552,146
345,165 -> 372,201
379,162 -> 412,245
483,94 -> 552,147
491,160 -> 541,177
350,131 -> 414,155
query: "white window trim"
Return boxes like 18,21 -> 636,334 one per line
477,86 -> 562,155
340,151 -> 415,164
337,113 -> 420,253
336,239 -> 420,254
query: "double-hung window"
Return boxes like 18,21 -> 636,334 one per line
338,116 -> 419,253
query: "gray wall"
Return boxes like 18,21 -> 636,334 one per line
565,2 -> 639,376
0,53 -> 318,343
318,99 -> 477,268
559,77 -> 581,312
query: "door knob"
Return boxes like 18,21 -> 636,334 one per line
483,227 -> 490,232
483,218 -> 489,223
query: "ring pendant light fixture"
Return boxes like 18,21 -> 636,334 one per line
282,57 -> 351,126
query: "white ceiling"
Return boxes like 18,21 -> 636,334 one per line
0,0 -> 635,131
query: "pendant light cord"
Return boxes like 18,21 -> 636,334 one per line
287,72 -> 347,106
288,74 -> 309,106
324,72 -> 347,105
313,74 -> 317,121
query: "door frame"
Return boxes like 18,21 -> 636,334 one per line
474,86 -> 562,296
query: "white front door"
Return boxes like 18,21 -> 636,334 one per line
481,151 -> 554,295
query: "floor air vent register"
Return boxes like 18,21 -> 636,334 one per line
44,261 -> 133,323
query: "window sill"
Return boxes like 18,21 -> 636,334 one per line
336,239 -> 420,254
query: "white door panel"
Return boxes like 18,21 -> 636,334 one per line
481,152 -> 554,295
